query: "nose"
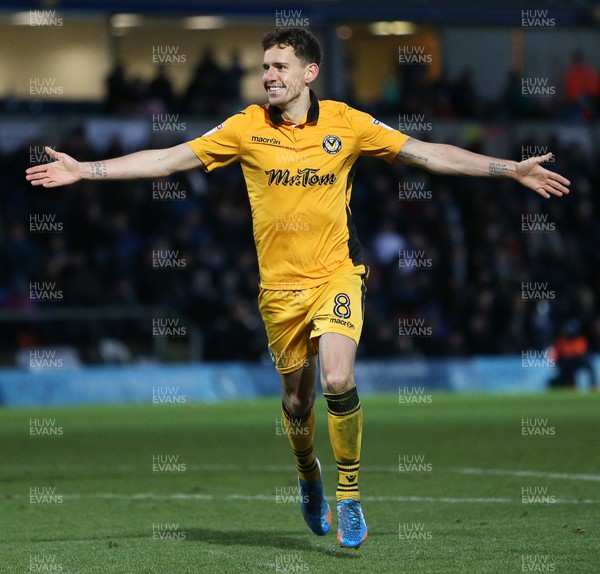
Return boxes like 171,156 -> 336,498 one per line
263,66 -> 277,83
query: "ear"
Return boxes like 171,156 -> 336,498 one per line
305,63 -> 319,85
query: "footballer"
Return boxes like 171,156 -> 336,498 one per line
26,27 -> 570,549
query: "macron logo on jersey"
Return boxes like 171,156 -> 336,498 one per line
251,135 -> 281,145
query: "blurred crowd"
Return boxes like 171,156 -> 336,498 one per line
96,49 -> 600,123
368,50 -> 600,123
1,47 -> 599,364
356,137 -> 600,358
1,124 -> 599,365
105,48 -> 247,118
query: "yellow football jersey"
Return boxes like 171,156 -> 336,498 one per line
187,92 -> 409,289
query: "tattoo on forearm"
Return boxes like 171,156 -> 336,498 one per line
398,150 -> 429,164
488,162 -> 508,177
90,161 -> 108,178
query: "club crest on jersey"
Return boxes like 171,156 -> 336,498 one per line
322,135 -> 342,154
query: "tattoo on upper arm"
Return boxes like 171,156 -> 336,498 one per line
90,161 -> 107,178
398,150 -> 429,164
488,162 -> 507,176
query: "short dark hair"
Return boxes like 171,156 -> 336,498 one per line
262,27 -> 322,66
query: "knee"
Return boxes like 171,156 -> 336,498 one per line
283,387 -> 315,416
321,370 -> 354,395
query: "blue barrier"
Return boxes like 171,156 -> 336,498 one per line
0,356 -> 597,407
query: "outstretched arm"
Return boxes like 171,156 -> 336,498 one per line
26,143 -> 204,188
396,137 -> 570,199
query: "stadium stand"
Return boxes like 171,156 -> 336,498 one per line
1,3 -> 599,367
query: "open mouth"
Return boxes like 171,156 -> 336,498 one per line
267,85 -> 285,95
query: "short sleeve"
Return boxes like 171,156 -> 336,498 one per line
187,109 -> 252,172
347,106 -> 410,163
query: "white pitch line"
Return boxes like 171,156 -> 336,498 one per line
449,467 -> 600,482
173,464 -> 600,482
165,463 -> 600,483
3,463 -> 600,482
21,493 -> 599,505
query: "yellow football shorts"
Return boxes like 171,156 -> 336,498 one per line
258,265 -> 369,374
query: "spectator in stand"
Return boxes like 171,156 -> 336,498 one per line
564,50 -> 599,121
184,48 -> 226,115
451,67 -> 482,118
146,66 -> 175,113
429,67 -> 455,118
379,76 -> 402,115
502,69 -> 536,119
224,50 -> 247,107
548,319 -> 597,390
104,61 -> 130,114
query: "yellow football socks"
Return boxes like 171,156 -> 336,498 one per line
324,386 -> 362,501
282,402 -> 320,483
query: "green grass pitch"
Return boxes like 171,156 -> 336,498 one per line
1,392 -> 598,573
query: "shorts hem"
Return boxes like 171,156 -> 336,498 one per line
310,326 -> 360,347
275,359 -> 312,375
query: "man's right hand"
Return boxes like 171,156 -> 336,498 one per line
25,143 -> 204,186
26,146 -> 82,188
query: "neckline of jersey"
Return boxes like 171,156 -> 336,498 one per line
267,89 -> 320,127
